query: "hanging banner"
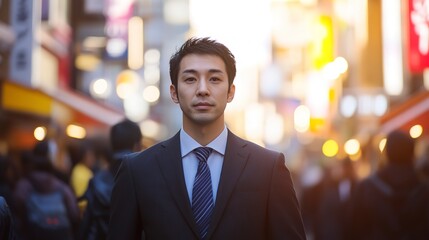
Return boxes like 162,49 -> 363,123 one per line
408,0 -> 429,72
9,0 -> 35,85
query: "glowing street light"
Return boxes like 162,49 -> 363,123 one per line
322,139 -> 339,157
344,138 -> 360,156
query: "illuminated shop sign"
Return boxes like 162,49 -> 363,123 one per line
408,0 -> 429,72
104,0 -> 134,60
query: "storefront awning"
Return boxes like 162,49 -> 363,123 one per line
379,90 -> 429,135
52,87 -> 124,126
1,81 -> 124,127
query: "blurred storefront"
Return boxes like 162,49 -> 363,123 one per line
0,80 -> 124,165
0,0 -> 124,173
1,81 -> 123,141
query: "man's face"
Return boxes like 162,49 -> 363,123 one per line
170,54 -> 235,127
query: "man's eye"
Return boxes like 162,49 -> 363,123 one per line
184,78 -> 196,83
210,77 -> 221,82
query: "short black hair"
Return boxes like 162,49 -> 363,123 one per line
385,130 -> 415,165
31,141 -> 53,172
169,37 -> 236,90
110,119 -> 142,152
33,140 -> 49,157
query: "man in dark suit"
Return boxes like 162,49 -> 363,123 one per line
108,37 -> 306,240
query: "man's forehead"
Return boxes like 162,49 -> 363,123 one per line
179,54 -> 226,73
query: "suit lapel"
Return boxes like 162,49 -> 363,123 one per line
156,132 -> 199,237
206,131 -> 249,239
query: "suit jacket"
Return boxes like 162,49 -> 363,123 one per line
108,130 -> 306,240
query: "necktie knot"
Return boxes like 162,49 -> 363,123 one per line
193,147 -> 212,163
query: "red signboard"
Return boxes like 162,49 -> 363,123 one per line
408,0 -> 429,72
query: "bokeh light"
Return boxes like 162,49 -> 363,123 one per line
344,138 -> 360,156
34,126 -> 47,141
294,105 -> 311,133
66,124 -> 86,139
409,124 -> 423,139
322,139 -> 339,157
143,86 -> 160,103
378,138 -> 387,152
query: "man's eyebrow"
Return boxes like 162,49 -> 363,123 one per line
208,69 -> 224,74
181,69 -> 225,74
182,69 -> 197,74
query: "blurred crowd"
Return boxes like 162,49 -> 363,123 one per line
0,119 -> 142,240
1,127 -> 429,240
300,130 -> 429,240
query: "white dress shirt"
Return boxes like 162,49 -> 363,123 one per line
180,126 -> 227,204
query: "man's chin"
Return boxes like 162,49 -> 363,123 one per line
191,114 -> 220,125
194,117 -> 215,125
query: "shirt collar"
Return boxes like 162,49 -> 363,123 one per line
180,126 -> 228,157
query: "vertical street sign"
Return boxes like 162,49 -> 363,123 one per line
9,0 -> 35,85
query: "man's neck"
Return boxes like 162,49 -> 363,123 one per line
183,120 -> 225,146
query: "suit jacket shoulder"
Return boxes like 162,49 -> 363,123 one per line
226,130 -> 282,163
123,131 -> 181,167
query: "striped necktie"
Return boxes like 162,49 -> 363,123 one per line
192,147 -> 214,239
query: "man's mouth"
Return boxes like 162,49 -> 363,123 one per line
194,102 -> 213,109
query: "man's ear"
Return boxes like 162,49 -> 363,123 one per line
227,84 -> 235,103
170,84 -> 179,103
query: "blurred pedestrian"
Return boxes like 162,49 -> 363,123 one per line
350,130 -> 429,240
316,157 -> 357,240
33,139 -> 70,185
78,118 -> 142,240
108,37 -> 306,240
69,140 -> 96,214
300,163 -> 327,240
0,154 -> 17,210
12,141 -> 79,240
0,196 -> 15,240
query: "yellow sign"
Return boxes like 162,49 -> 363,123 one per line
1,81 -> 52,116
311,15 -> 334,69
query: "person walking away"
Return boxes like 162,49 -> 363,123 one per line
316,157 -> 357,240
107,37 -> 306,240
78,118 -> 142,240
69,140 -> 96,215
350,130 -> 429,240
12,141 -> 79,240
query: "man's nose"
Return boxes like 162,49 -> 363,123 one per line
196,79 -> 209,95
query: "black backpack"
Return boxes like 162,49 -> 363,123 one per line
26,188 -> 73,240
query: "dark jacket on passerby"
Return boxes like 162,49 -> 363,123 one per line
78,151 -> 131,240
0,155 -> 16,211
300,168 -> 328,239
317,176 -> 357,240
13,152 -> 80,240
78,118 -> 142,240
351,164 -> 429,239
350,130 -> 429,240
302,159 -> 357,240
0,196 -> 15,240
